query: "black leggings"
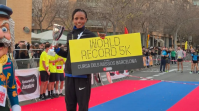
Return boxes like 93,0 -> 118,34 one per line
65,76 -> 91,111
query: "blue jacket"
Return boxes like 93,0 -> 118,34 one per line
192,53 -> 199,61
161,50 -> 167,59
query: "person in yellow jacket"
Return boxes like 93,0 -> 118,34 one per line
47,52 -> 60,99
39,44 -> 51,100
55,54 -> 66,96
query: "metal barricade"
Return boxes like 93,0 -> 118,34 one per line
15,59 -> 31,69
13,49 -> 43,69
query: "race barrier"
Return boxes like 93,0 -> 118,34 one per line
15,68 -> 129,102
15,68 -> 40,102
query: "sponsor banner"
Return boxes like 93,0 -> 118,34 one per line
69,33 -> 144,75
15,68 -> 39,102
110,70 -> 129,80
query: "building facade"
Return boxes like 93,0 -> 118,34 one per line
1,0 -> 32,44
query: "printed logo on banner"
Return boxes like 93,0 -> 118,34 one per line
15,76 -> 22,94
17,75 -> 37,95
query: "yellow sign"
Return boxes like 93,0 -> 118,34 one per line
185,41 -> 187,50
69,33 -> 142,63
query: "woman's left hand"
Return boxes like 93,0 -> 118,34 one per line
97,32 -> 106,39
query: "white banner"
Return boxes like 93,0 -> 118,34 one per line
15,68 -> 40,102
110,70 -> 129,80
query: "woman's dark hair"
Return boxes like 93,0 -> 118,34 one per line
72,9 -> 88,20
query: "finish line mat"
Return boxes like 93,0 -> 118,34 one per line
21,80 -> 199,111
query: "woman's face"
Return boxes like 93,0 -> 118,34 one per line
73,12 -> 87,29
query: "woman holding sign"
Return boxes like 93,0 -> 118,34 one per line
54,9 -> 105,111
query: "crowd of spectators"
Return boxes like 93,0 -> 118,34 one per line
142,46 -> 189,68
12,41 -> 67,69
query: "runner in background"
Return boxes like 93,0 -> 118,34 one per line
190,49 -> 194,73
48,52 -> 60,99
160,47 -> 167,72
39,44 -> 51,100
176,47 -> 184,73
171,48 -> 176,64
166,48 -> 171,72
190,50 -> 199,74
165,48 -> 169,72
144,49 -> 149,68
55,53 -> 66,97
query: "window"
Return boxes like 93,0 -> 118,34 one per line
0,0 -> 6,5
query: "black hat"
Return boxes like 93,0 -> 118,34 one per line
0,4 -> 13,18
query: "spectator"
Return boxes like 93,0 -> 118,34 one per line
58,43 -> 62,48
158,47 -> 162,55
33,44 -> 43,67
19,44 -> 29,59
144,49 -> 149,68
176,47 -> 184,73
160,47 -> 167,72
171,49 -> 176,64
39,43 -> 44,50
15,41 -> 24,59
29,45 -> 35,58
27,42 -> 30,50
18,44 -> 30,69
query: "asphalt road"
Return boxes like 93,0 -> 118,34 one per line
19,58 -> 199,106
127,62 -> 199,82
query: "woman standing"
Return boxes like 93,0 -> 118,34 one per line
171,48 -> 176,64
55,9 -> 104,111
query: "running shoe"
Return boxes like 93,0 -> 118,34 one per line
59,93 -> 65,96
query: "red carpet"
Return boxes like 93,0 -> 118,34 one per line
167,86 -> 199,111
21,80 -> 160,111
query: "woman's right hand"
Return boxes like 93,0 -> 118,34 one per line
97,32 -> 106,39
54,44 -> 59,49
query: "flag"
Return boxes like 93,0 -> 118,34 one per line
185,41 -> 187,50
124,27 -> 129,34
146,34 -> 150,48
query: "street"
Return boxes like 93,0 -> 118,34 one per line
126,61 -> 199,82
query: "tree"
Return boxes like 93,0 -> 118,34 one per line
32,0 -> 61,32
89,0 -> 134,35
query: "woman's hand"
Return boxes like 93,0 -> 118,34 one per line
54,43 -> 59,49
97,32 -> 106,39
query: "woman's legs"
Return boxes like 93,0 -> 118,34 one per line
171,57 -> 174,64
181,61 -> 183,72
75,76 -> 91,111
177,61 -> 180,71
196,63 -> 199,73
65,76 -> 91,111
168,63 -> 170,72
160,59 -> 163,71
65,77 -> 77,111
